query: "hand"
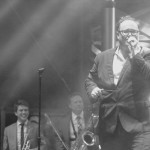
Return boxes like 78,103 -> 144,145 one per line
91,87 -> 103,99
127,36 -> 140,58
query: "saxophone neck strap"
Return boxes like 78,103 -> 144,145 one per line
70,116 -> 77,139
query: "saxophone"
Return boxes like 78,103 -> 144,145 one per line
22,133 -> 30,150
71,113 -> 100,150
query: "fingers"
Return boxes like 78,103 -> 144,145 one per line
91,87 -> 102,99
128,36 -> 138,47
127,36 -> 140,58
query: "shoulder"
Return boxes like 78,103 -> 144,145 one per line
27,121 -> 38,130
95,48 -> 115,60
83,110 -> 91,118
56,112 -> 71,126
4,122 -> 16,134
59,112 -> 71,121
27,121 -> 40,136
5,122 -> 16,129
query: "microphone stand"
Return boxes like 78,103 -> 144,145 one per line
44,113 -> 69,150
38,68 -> 45,150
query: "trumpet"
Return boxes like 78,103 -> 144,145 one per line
22,133 -> 30,150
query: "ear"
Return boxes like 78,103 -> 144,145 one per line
117,31 -> 122,41
116,31 -> 119,40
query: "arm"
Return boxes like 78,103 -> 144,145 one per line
85,55 -> 103,103
127,36 -> 150,77
132,47 -> 150,79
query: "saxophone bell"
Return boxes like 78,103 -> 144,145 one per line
71,113 -> 101,150
82,131 -> 96,146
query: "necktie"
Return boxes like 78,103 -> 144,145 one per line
76,116 -> 82,135
20,123 -> 24,149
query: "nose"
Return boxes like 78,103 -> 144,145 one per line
22,110 -> 27,113
128,32 -> 132,36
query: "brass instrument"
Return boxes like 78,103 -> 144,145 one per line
22,133 -> 30,150
71,113 -> 101,150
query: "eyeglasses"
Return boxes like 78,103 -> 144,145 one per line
119,29 -> 139,36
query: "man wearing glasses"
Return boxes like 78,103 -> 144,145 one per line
85,16 -> 150,150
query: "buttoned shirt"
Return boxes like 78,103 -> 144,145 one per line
113,47 -> 127,85
17,120 -> 28,150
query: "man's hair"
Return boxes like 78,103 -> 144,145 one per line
68,92 -> 82,104
116,15 -> 140,31
14,99 -> 29,112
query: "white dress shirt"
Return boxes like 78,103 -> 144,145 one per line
17,120 -> 28,150
113,47 -> 127,85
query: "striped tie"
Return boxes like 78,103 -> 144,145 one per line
76,116 -> 82,135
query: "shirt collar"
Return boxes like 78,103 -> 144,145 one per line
72,111 -> 84,121
115,46 -> 126,62
17,120 -> 28,126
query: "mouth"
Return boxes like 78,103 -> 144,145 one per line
21,115 -> 28,119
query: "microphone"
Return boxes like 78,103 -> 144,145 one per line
127,36 -> 138,48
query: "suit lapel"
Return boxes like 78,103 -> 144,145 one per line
11,123 -> 17,150
84,112 -> 90,125
26,121 -> 32,140
105,49 -> 131,88
116,58 -> 131,86
106,49 -> 116,86
63,114 -> 71,146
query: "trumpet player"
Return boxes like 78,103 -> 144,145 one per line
3,100 -> 46,150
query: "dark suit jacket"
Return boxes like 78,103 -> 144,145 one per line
3,121 -> 46,150
55,111 -> 91,150
85,47 -> 150,134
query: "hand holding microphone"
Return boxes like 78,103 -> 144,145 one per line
127,36 -> 140,58
127,36 -> 138,48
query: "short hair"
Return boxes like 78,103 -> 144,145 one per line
116,15 -> 140,31
14,99 -> 29,112
68,92 -> 83,104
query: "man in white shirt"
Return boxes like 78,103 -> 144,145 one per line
3,100 -> 46,150
85,16 -> 150,150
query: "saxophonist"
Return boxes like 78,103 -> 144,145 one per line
53,92 -> 99,150
3,100 -> 47,150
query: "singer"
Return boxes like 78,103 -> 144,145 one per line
85,16 -> 150,150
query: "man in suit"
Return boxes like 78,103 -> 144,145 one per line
85,16 -> 150,150
53,92 -> 99,150
3,100 -> 46,150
